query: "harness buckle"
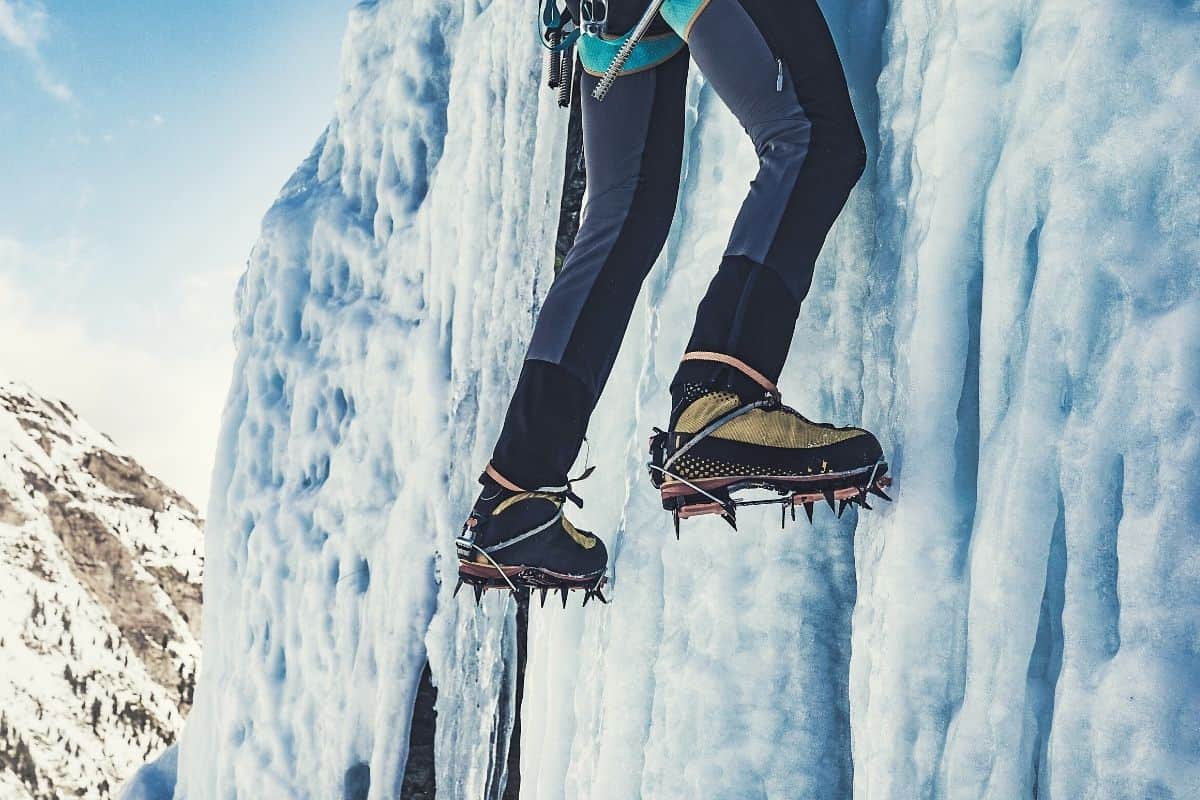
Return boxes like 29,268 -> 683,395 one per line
579,0 -> 608,36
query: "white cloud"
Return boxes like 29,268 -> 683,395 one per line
0,0 -> 73,101
0,237 -> 233,510
0,0 -> 45,51
125,113 -> 167,129
33,64 -> 71,100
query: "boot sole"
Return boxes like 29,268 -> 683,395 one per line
662,463 -> 892,519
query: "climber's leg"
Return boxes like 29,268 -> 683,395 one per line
664,0 -> 867,396
642,0 -> 886,528
456,42 -> 689,599
489,47 -> 691,490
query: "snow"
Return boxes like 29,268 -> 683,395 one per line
135,0 -> 1200,797
0,381 -> 203,798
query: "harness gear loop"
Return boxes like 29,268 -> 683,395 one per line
540,0 -> 580,52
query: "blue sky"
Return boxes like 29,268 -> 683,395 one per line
0,0 -> 351,507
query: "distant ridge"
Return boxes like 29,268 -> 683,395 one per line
0,381 -> 204,799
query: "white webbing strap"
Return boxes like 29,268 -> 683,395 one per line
483,507 -> 565,554
664,397 -> 775,470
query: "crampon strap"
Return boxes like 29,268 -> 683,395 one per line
663,351 -> 784,471
681,351 -> 780,399
481,507 -> 564,554
662,396 -> 775,471
463,463 -> 596,575
484,462 -> 594,508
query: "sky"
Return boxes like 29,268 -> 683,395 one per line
0,0 -> 351,509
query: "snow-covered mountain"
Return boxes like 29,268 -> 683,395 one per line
129,0 -> 1199,797
0,382 -> 203,799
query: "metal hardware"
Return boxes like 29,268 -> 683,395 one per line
592,0 -> 666,101
579,0 -> 608,37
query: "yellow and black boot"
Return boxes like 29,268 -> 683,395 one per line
649,352 -> 891,532
456,465 -> 608,606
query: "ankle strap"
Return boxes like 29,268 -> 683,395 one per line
484,462 -> 593,507
681,351 -> 779,396
485,463 -> 527,492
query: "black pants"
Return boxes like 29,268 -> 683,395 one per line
491,0 -> 866,489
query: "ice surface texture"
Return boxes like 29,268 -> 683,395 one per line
145,0 -> 1200,797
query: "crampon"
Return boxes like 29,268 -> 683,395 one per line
649,351 -> 894,535
455,464 -> 609,607
454,563 -> 608,608
650,451 -> 893,535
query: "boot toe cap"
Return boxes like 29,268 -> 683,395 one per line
580,533 -> 609,577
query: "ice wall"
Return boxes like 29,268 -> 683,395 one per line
851,2 -> 1200,797
151,0 -> 1199,797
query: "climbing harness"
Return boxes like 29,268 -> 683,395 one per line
539,0 -> 681,105
590,0 -> 667,100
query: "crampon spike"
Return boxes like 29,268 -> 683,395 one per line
823,489 -> 837,511
791,502 -> 797,522
673,509 -> 680,539
539,587 -> 549,608
453,579 -> 464,598
560,587 -> 569,609
803,501 -> 815,523
582,590 -> 592,607
870,484 -> 893,502
781,503 -> 787,529
722,510 -> 738,531
473,583 -> 485,605
857,491 -> 872,510
837,498 -> 851,518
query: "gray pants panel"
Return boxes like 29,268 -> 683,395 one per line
686,0 -> 813,270
526,58 -> 686,397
